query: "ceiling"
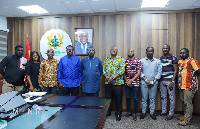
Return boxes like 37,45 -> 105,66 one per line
0,0 -> 200,17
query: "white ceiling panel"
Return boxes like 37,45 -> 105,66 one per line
166,0 -> 198,8
115,0 -> 142,10
1,7 -> 29,17
62,1 -> 92,13
193,0 -> 200,6
41,3 -> 71,14
0,0 -> 200,17
117,8 -> 139,12
88,0 -> 115,12
3,0 -> 34,7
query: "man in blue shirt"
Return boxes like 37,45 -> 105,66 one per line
140,47 -> 162,120
57,45 -> 81,96
81,47 -> 103,97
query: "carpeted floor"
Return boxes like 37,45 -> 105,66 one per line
103,112 -> 200,129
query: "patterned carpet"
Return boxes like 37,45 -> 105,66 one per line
103,112 -> 200,129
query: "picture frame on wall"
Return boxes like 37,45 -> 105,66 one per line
74,28 -> 93,55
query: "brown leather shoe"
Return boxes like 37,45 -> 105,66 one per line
178,120 -> 191,126
177,116 -> 185,121
133,114 -> 137,121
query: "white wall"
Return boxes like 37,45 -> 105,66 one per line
0,16 -> 9,32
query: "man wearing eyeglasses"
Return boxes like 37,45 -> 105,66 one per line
57,45 -> 81,96
103,46 -> 125,121
75,32 -> 92,54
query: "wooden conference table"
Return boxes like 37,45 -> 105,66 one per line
6,94 -> 111,129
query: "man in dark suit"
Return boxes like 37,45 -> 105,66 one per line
75,31 -> 92,54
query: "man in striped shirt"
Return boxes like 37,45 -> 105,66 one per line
159,44 -> 178,120
124,48 -> 142,121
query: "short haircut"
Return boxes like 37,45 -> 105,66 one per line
66,45 -> 74,50
87,46 -> 95,51
146,47 -> 154,52
15,45 -> 23,50
180,48 -> 189,53
29,51 -> 40,63
163,44 -> 170,49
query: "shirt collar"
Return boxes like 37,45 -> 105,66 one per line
88,56 -> 95,60
161,54 -> 172,59
67,54 -> 74,58
109,55 -> 119,60
145,57 -> 155,61
46,58 -> 56,62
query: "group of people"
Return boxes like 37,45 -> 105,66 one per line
0,44 -> 199,126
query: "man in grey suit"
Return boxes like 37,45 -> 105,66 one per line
75,32 -> 92,54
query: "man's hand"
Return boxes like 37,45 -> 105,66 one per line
169,82 -> 173,91
108,77 -> 114,83
40,86 -> 44,91
126,80 -> 132,87
146,80 -> 151,86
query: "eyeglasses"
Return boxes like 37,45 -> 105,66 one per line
67,49 -> 73,51
80,36 -> 88,38
111,49 -> 118,51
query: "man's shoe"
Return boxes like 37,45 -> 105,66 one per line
156,113 -> 167,116
124,113 -> 132,117
133,114 -> 137,121
165,115 -> 173,121
178,120 -> 191,126
150,114 -> 157,120
140,113 -> 146,119
107,111 -> 111,116
177,116 -> 185,121
116,114 -> 121,121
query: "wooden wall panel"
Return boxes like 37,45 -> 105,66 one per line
6,10 -> 200,114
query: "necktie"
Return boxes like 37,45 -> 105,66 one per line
83,44 -> 85,54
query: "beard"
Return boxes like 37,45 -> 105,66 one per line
128,54 -> 134,58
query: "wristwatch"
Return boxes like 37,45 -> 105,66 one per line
112,76 -> 115,80
145,79 -> 147,82
172,81 -> 175,83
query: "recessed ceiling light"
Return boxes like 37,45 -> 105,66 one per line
141,0 -> 169,8
18,5 -> 48,14
91,0 -> 99,1
100,9 -> 108,10
78,1 -> 84,2
65,2 -> 70,3
83,10 -> 90,11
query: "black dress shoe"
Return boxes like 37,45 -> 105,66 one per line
156,113 -> 167,116
133,114 -> 137,121
150,114 -> 157,120
116,114 -> 121,121
107,111 -> 111,116
140,113 -> 146,119
124,112 -> 132,117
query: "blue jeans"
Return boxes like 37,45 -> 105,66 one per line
141,82 -> 158,114
125,86 -> 139,114
83,90 -> 99,97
